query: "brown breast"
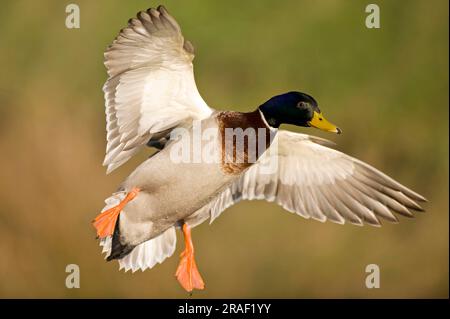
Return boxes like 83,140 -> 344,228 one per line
217,110 -> 276,175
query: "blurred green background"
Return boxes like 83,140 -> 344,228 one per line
0,0 -> 448,298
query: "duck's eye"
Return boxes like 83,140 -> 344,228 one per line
319,117 -> 323,121
297,101 -> 309,109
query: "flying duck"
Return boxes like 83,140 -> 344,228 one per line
94,5 -> 426,292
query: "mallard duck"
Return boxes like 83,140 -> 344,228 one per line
94,5 -> 426,292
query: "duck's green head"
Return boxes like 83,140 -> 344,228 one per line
258,91 -> 341,134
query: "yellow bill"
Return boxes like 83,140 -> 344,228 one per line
308,111 -> 341,134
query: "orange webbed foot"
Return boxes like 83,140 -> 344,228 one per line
175,224 -> 205,292
175,249 -> 205,292
92,187 -> 140,239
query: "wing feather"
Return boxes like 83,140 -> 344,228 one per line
195,130 -> 426,227
103,6 -> 212,173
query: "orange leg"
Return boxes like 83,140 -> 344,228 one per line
92,187 -> 140,239
175,223 -> 205,292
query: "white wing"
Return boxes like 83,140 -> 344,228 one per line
103,6 -> 212,173
199,130 -> 426,227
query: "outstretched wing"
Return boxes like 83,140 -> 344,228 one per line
193,130 -> 426,227
103,6 -> 212,173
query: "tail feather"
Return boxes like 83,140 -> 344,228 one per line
99,228 -> 177,272
118,227 -> 177,272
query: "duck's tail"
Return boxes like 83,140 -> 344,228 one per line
97,192 -> 177,272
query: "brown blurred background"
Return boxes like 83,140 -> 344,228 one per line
0,0 -> 448,298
